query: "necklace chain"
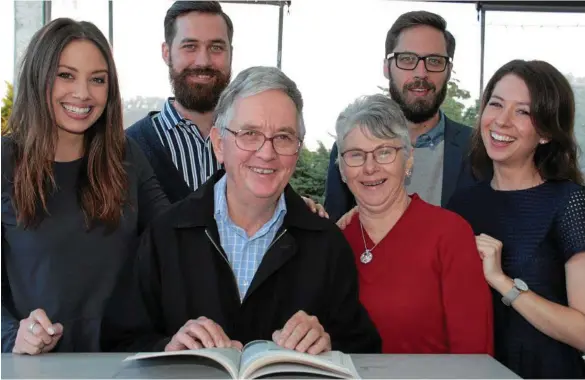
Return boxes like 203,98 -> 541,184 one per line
359,220 -> 378,264
357,197 -> 411,264
360,220 -> 380,252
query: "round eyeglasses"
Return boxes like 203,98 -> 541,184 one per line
226,128 -> 302,156
387,52 -> 451,73
341,146 -> 403,167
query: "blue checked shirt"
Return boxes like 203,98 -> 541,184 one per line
214,174 -> 287,301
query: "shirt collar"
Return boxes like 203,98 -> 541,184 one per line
172,169 -> 327,232
213,173 -> 287,225
160,97 -> 193,131
413,111 -> 446,148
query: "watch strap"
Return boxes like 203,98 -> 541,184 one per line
502,286 -> 521,306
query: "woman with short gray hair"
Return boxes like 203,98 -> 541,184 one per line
335,94 -> 494,355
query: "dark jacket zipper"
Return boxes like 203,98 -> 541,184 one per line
204,228 -> 288,304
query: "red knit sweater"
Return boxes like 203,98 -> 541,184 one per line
343,194 -> 494,355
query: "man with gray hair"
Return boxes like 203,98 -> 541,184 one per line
101,66 -> 381,354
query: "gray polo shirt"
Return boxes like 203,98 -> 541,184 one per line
405,112 -> 446,206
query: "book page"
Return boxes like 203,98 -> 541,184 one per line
124,348 -> 241,379
240,340 -> 277,369
239,341 -> 358,379
248,362 -> 359,380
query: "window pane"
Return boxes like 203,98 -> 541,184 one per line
50,0 -> 110,40
282,0 -> 481,150
484,11 -> 585,173
5,1 -> 43,134
220,3 -> 279,74
1,0 -> 15,100
112,0 -> 168,128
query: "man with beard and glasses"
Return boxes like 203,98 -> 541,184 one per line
125,1 -> 232,203
324,11 -> 479,222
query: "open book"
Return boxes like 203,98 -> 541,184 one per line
124,340 -> 360,379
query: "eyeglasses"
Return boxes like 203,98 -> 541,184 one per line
226,128 -> 302,156
386,52 -> 451,73
341,146 -> 403,167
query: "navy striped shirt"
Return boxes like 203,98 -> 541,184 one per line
151,98 -> 222,191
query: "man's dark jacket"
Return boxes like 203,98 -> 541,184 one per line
324,117 -> 477,221
101,170 -> 382,353
126,113 -> 193,204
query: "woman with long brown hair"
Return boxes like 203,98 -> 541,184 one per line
1,18 -> 169,354
448,59 -> 585,379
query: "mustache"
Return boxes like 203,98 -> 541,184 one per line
178,67 -> 223,79
405,78 -> 436,91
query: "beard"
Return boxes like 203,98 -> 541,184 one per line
389,76 -> 447,124
169,62 -> 231,113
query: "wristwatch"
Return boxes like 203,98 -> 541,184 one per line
502,278 -> 529,306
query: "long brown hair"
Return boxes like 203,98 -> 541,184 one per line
470,59 -> 584,185
8,18 -> 127,229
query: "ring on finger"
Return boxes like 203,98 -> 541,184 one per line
28,322 -> 38,334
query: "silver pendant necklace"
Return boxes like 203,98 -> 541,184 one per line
359,220 -> 379,264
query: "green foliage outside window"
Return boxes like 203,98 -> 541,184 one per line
1,81 -> 13,136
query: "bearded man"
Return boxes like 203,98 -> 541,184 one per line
324,11 -> 479,221
126,2 -> 233,202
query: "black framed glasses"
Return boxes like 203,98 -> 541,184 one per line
387,52 -> 451,73
226,128 -> 302,156
341,146 -> 403,167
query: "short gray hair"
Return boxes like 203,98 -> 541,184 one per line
335,94 -> 411,159
213,66 -> 306,140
